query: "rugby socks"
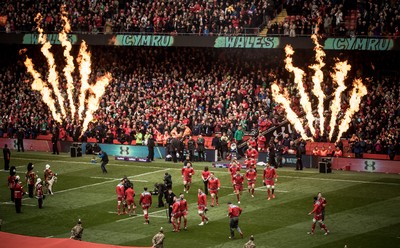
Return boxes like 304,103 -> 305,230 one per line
319,223 -> 328,232
311,223 -> 316,233
267,189 -> 271,197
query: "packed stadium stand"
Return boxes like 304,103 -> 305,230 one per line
0,0 -> 399,157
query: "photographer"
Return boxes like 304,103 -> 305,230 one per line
152,183 -> 166,208
164,172 -> 172,190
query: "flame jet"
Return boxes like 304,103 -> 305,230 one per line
284,45 -> 316,136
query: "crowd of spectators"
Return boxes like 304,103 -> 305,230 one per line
267,0 -> 400,38
0,44 -> 399,156
354,0 -> 400,37
0,0 -> 280,35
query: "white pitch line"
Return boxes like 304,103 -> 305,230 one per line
220,185 -> 289,193
116,209 -> 167,222
280,175 -> 400,186
11,157 -> 168,170
0,165 -> 25,173
90,177 -> 148,182
55,169 -> 169,194
109,211 -> 166,219
1,202 -> 37,207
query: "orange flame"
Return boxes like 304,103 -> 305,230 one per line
58,12 -> 76,119
335,79 -> 367,142
328,61 -> 350,140
35,14 -> 67,119
81,73 -> 112,135
77,41 -> 92,120
284,45 -> 316,136
24,11 -> 112,138
271,83 -> 311,140
24,58 -> 62,123
309,34 -> 326,136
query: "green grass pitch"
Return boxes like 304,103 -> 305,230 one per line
1,152 -> 400,248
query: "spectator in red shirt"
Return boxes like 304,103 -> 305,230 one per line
333,146 -> 343,157
257,133 -> 267,151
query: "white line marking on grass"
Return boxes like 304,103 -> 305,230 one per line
1,202 -> 36,207
55,169 -> 168,194
91,176 -> 119,180
11,157 -> 169,170
280,175 -> 400,186
90,176 -> 149,182
220,185 -> 289,193
0,165 -> 25,173
116,209 -> 167,222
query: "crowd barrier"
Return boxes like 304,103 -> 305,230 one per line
1,138 -> 398,173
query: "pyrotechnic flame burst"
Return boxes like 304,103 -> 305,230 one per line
22,12 -> 112,136
272,36 -> 367,142
284,45 -> 316,137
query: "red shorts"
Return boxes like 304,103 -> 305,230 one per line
171,212 -> 181,218
198,205 -> 206,211
180,211 -> 187,217
141,205 -> 150,210
209,190 -> 218,195
117,196 -> 124,201
314,214 -> 322,221
184,177 -> 192,183
247,180 -> 255,186
126,199 -> 134,205
265,179 -> 275,186
234,184 -> 243,192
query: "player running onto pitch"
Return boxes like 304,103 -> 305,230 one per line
170,196 -> 181,232
307,195 -> 329,235
125,185 -> 137,216
139,187 -> 152,224
179,193 -> 188,230
227,201 -> 243,239
116,179 -> 126,215
233,170 -> 244,204
182,163 -> 195,193
245,167 -> 257,198
197,189 -> 209,225
208,173 -> 221,207
262,163 -> 277,200
229,158 -> 241,191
